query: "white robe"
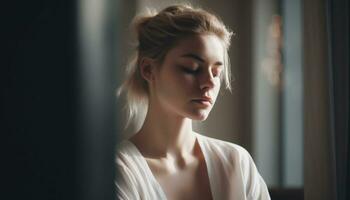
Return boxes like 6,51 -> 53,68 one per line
115,132 -> 271,200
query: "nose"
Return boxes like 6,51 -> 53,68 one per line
200,70 -> 215,91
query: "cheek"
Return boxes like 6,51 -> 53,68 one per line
156,71 -> 190,98
177,75 -> 199,98
165,70 -> 197,89
212,80 -> 221,99
181,75 -> 198,86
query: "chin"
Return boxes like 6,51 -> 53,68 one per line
189,111 -> 210,121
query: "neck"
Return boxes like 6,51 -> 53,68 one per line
130,101 -> 197,159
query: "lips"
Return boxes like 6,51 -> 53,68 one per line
192,96 -> 213,105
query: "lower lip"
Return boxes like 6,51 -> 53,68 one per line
192,100 -> 211,107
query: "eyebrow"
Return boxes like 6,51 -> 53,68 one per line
180,53 -> 223,66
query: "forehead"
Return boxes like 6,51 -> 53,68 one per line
163,34 -> 224,64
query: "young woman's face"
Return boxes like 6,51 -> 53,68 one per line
151,34 -> 224,121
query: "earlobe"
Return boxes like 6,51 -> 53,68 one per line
139,57 -> 155,82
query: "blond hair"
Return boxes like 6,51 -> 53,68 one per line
118,4 -> 234,128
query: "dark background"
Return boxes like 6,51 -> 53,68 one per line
2,1 -> 118,199
2,1 -> 97,199
3,1 -> 78,199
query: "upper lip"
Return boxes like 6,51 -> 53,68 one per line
193,96 -> 213,104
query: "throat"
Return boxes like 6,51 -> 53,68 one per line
129,128 -> 197,160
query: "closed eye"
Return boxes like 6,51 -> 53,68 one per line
182,67 -> 200,74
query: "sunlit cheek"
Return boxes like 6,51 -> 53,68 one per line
212,79 -> 221,101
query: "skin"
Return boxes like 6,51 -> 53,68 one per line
129,34 -> 224,200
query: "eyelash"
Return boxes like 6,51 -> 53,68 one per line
182,67 -> 200,74
182,67 -> 221,78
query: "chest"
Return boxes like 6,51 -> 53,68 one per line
146,158 -> 213,200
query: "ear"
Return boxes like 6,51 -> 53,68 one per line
139,57 -> 156,82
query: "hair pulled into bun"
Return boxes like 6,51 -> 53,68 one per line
118,4 -> 233,129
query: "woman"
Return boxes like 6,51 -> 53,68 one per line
116,4 -> 270,200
